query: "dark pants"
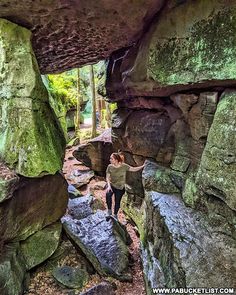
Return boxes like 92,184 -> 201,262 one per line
106,185 -> 125,215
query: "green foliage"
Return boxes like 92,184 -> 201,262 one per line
110,102 -> 117,113
47,70 -> 78,110
47,61 -> 106,114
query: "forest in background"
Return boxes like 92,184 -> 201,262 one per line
44,61 -> 116,143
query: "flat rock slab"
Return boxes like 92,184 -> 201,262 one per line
62,211 -> 131,281
20,222 -> 62,270
144,192 -> 236,288
80,282 -> 116,295
52,265 -> 89,289
0,1 -> 163,73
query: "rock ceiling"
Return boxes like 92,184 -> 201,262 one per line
0,0 -> 164,73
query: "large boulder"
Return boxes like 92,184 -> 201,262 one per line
196,90 -> 236,211
62,211 -> 131,281
107,1 -> 236,99
20,222 -> 62,270
0,19 -> 66,177
141,192 -> 236,292
73,129 -> 113,175
112,108 -> 174,161
0,1 -> 164,73
0,243 -> 26,295
0,173 -> 68,242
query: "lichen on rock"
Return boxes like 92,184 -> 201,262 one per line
0,18 -> 66,177
196,90 -> 236,211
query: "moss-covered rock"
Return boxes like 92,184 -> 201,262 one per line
0,176 -> 19,203
196,90 -> 236,211
182,174 -> 200,208
52,266 -> 89,289
111,1 -> 236,97
42,75 -> 68,140
20,223 -> 62,270
143,160 -> 181,194
121,194 -> 146,242
141,191 -> 236,291
147,2 -> 236,86
0,19 -> 65,177
0,243 -> 26,295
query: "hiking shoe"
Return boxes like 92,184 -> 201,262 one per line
105,215 -> 112,221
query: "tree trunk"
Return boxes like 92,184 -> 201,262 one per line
90,64 -> 96,138
105,101 -> 111,128
97,96 -> 102,127
75,68 -> 81,142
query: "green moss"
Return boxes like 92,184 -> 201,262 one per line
0,177 -> 18,203
182,176 -> 199,208
0,19 -> 66,177
147,5 -> 236,85
0,98 -> 65,176
196,91 -> 236,210
20,223 -> 62,270
0,243 -> 26,295
122,195 -> 146,242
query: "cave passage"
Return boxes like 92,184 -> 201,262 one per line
1,1 -> 236,294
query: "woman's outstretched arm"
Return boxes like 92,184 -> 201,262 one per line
129,164 -> 145,172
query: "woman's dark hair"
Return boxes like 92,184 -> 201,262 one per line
111,152 -> 124,163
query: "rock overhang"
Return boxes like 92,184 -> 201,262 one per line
0,0 -> 165,74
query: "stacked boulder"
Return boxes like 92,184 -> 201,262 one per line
105,1 -> 236,293
0,19 -> 68,295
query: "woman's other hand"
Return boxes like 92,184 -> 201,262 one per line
106,184 -> 112,193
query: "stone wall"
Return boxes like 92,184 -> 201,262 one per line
0,19 -> 68,295
107,0 -> 236,292
119,87 -> 236,295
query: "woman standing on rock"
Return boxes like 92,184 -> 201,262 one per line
106,152 -> 144,221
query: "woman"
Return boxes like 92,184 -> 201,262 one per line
106,152 -> 144,220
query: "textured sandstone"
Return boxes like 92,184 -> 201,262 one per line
20,223 -> 62,270
62,211 -> 131,281
0,1 -> 164,73
0,243 -> 26,295
73,129 -> 113,175
0,173 -> 68,242
106,0 -> 236,99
